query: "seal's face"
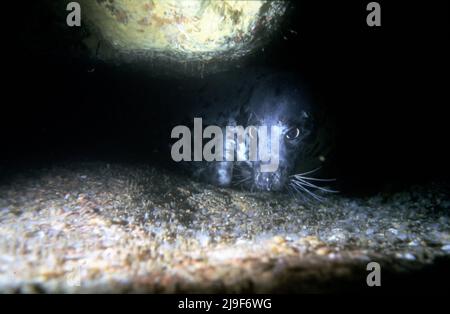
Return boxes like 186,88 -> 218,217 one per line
230,81 -> 314,192
233,113 -> 312,192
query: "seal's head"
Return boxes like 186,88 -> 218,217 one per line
230,72 -> 315,192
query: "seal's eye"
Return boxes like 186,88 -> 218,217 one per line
285,127 -> 300,140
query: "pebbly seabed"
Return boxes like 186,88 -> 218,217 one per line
0,161 -> 449,293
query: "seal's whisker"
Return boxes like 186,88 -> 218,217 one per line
292,177 -> 338,194
286,185 -> 295,200
233,173 -> 247,180
232,178 -> 250,187
233,177 -> 251,185
287,184 -> 307,202
294,176 -> 336,182
290,183 -> 325,202
289,181 -> 325,202
291,167 -> 322,177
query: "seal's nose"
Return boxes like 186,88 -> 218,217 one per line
255,172 -> 283,191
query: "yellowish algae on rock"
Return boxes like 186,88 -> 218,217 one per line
80,0 -> 287,61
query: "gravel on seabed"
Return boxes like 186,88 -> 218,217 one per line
0,162 -> 449,293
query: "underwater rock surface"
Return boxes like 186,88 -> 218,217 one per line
76,0 -> 287,77
80,0 -> 286,60
0,162 -> 449,293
